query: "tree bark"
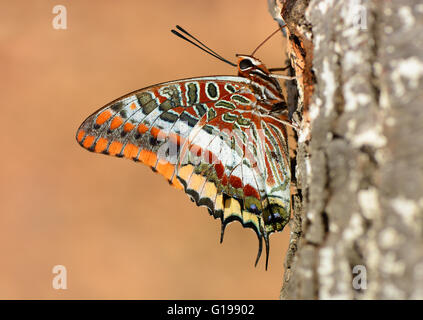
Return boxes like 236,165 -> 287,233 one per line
278,0 -> 423,299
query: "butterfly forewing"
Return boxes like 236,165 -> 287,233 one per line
77,74 -> 290,267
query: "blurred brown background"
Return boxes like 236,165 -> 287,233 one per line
0,0 -> 290,299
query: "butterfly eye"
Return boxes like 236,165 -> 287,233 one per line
239,59 -> 254,70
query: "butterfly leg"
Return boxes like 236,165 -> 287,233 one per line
268,66 -> 290,72
270,74 -> 298,80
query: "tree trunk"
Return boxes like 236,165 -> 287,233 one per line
277,0 -> 423,299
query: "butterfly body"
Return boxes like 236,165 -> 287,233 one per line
76,55 -> 291,268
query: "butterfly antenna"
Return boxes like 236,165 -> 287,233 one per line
251,24 -> 287,56
171,25 -> 237,67
176,26 -> 225,58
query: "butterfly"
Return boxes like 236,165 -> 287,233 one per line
76,26 -> 293,269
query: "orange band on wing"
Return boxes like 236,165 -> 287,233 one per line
123,143 -> 139,159
108,141 -> 124,156
94,138 -> 109,153
110,117 -> 123,130
96,110 -> 112,125
137,124 -> 149,134
151,127 -> 161,138
83,135 -> 95,148
138,150 -> 157,167
123,122 -> 135,132
77,130 -> 85,143
156,161 -> 175,180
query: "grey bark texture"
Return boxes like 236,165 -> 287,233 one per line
278,0 -> 423,299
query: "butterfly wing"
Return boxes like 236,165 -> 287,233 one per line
76,76 -> 290,267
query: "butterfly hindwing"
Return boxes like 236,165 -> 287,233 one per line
76,75 -> 290,267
